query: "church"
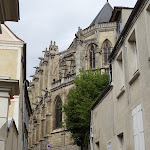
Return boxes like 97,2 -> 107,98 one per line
28,1 -> 133,150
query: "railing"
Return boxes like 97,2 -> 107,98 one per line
82,22 -> 117,35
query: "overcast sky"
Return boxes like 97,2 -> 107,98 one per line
6,0 -> 137,80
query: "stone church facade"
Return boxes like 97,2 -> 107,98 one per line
28,2 -> 117,150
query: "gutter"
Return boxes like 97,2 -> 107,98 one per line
108,0 -> 145,61
90,110 -> 94,150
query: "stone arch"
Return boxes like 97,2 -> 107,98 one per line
53,95 -> 62,129
101,39 -> 112,66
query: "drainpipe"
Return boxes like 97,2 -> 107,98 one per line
90,110 -> 93,150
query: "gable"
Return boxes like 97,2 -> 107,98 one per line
0,24 -> 23,42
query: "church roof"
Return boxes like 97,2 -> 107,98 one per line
90,2 -> 113,26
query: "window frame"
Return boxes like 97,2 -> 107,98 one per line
89,44 -> 96,69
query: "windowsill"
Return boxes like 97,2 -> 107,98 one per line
116,86 -> 125,99
129,70 -> 140,85
41,118 -> 46,121
44,134 -> 52,138
46,113 -> 52,116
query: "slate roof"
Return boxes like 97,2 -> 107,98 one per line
90,2 -> 113,26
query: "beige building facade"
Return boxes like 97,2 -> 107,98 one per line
0,78 -> 19,150
91,0 -> 150,150
0,1 -> 32,150
0,24 -> 32,150
28,2 -> 117,150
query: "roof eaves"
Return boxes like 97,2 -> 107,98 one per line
4,24 -> 24,42
91,85 -> 113,110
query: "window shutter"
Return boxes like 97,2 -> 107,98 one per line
132,104 -> 145,150
107,142 -> 112,150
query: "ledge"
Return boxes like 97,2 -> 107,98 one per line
41,118 -> 46,121
44,134 -> 52,138
46,113 -> 52,116
129,70 -> 140,85
51,80 -> 74,92
51,128 -> 63,134
116,86 -> 125,99
39,138 -> 45,142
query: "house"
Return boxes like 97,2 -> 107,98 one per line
91,0 -> 150,149
0,24 -> 32,150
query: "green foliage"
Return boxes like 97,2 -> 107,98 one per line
63,70 -> 109,149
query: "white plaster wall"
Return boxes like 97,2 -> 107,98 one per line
9,96 -> 19,129
6,125 -> 18,150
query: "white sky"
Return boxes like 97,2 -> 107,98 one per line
6,0 -> 137,80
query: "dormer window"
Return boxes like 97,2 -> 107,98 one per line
117,19 -> 122,37
116,12 -> 122,39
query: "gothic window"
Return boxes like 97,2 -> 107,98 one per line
102,40 -> 112,66
89,45 -> 95,68
55,96 -> 62,129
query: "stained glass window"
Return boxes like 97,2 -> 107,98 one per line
102,40 -> 111,66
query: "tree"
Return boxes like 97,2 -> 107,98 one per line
63,70 -> 109,149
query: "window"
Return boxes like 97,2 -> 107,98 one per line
95,141 -> 100,150
116,12 -> 122,39
132,104 -> 145,150
116,51 -> 124,90
117,19 -> 122,38
55,96 -> 62,129
107,142 -> 112,150
89,45 -> 95,68
109,63 -> 112,84
118,133 -> 124,150
102,40 -> 112,66
128,30 -> 138,78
